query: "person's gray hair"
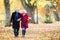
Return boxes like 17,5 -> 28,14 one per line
23,9 -> 27,13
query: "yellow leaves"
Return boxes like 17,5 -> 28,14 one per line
37,1 -> 51,8
0,0 -> 4,14
0,24 -> 60,40
30,0 -> 35,5
0,14 -> 4,20
51,0 -> 58,2
38,31 -> 60,40
10,0 -> 23,13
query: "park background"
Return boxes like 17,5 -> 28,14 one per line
0,0 -> 60,40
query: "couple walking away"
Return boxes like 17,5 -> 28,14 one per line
10,8 -> 28,37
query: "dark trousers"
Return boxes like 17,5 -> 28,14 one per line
22,28 -> 26,36
13,28 -> 19,37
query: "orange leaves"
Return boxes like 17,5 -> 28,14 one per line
58,1 -> 60,14
39,7 -> 45,17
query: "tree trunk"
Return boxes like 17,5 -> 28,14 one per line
51,3 -> 60,21
27,9 -> 35,23
45,4 -> 52,23
53,9 -> 60,21
4,0 -> 10,26
20,0 -> 36,23
36,7 -> 38,24
31,10 -> 35,23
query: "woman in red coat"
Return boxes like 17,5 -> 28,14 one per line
21,9 -> 28,37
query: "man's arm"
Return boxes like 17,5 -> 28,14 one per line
17,13 -> 22,21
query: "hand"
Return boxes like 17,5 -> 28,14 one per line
11,22 -> 13,25
17,18 -> 21,21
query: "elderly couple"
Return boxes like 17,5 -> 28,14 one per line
10,8 -> 28,37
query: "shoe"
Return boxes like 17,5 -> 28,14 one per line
15,35 -> 18,37
22,35 -> 25,38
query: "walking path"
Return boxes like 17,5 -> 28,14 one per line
0,22 -> 60,40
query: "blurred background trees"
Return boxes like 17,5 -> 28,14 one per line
4,0 -> 10,26
48,0 -> 60,21
44,4 -> 52,23
0,0 -> 60,26
20,0 -> 38,23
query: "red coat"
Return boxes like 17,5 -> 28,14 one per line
21,13 -> 28,28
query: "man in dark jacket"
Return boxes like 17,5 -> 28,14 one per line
10,8 -> 22,37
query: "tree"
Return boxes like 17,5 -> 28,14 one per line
52,3 -> 60,21
49,0 -> 60,21
20,0 -> 38,23
4,0 -> 10,26
45,4 -> 52,23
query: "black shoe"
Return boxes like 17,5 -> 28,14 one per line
15,35 -> 18,37
22,35 -> 25,38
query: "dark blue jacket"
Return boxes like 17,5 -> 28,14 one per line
10,12 -> 22,29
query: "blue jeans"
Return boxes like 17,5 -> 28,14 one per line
13,28 -> 19,37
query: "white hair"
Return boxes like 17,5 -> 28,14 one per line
23,9 -> 27,13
